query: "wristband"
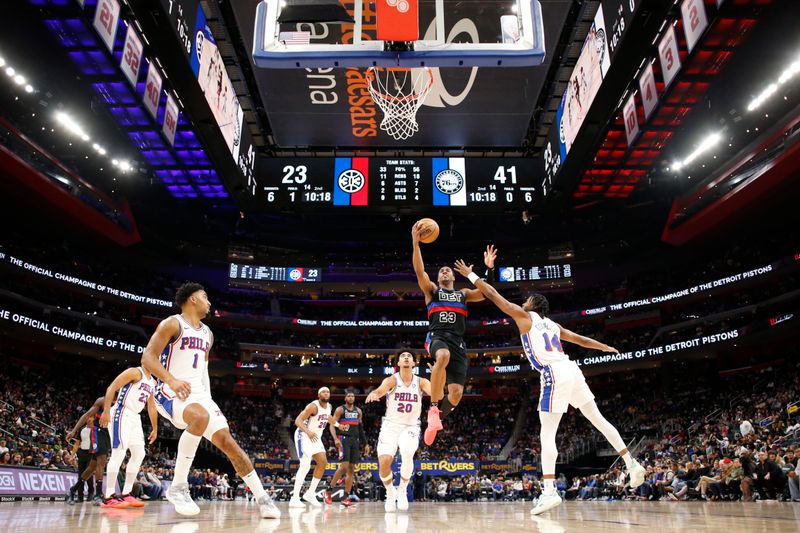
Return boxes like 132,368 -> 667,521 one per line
467,272 -> 481,285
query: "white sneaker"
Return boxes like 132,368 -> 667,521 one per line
302,491 -> 322,507
258,494 -> 281,519
166,483 -> 200,516
628,462 -> 646,489
384,485 -> 397,513
396,487 -> 409,511
289,497 -> 305,508
531,491 -> 562,515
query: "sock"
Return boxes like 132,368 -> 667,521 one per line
95,479 -> 103,498
308,477 -> 321,494
440,397 -> 455,419
293,460 -> 312,498
543,478 -> 555,494
173,431 -> 202,485
621,451 -> 634,470
242,470 -> 267,500
398,479 -> 409,493
123,446 -> 145,495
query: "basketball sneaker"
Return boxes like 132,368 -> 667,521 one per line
628,461 -> 646,489
302,491 -> 322,507
65,487 -> 77,506
340,497 -> 354,507
384,485 -> 397,513
166,482 -> 200,516
120,494 -> 145,508
424,406 -> 443,445
531,491 -> 562,515
258,494 -> 281,519
396,488 -> 409,511
323,490 -> 333,505
92,495 -> 103,506
289,497 -> 305,508
100,496 -> 130,509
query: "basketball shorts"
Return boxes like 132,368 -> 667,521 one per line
295,428 -> 326,462
338,436 -> 361,463
538,359 -> 594,414
154,383 -> 229,440
110,406 -> 145,450
377,419 -> 420,458
426,333 -> 468,386
91,426 -> 111,456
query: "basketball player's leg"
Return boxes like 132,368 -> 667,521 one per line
425,339 -> 451,444
291,429 -> 312,504
532,365 -> 565,515
345,462 -> 356,496
301,451 -> 327,506
396,427 -> 420,510
437,339 -> 467,419
92,429 -> 111,503
569,363 -> 644,486
326,460 -> 347,504
377,424 -> 400,512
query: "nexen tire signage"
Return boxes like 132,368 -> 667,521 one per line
231,0 -> 570,147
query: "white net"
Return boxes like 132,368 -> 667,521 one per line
366,67 -> 434,141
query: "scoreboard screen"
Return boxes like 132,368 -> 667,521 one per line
260,157 -> 538,208
229,263 -> 321,282
498,264 -> 572,282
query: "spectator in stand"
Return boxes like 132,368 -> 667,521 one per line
491,478 -> 504,501
788,455 -> 800,502
0,439 -> 8,455
0,452 -> 10,464
754,451 -> 785,500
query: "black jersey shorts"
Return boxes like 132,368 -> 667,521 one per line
426,332 -> 468,386
338,435 -> 361,463
92,426 -> 111,456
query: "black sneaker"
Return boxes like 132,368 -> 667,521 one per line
92,495 -> 103,506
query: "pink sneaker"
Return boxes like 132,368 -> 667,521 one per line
100,496 -> 130,509
120,494 -> 145,508
424,406 -> 443,445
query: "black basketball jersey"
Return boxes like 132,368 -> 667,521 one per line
426,287 -> 468,338
339,405 -> 361,439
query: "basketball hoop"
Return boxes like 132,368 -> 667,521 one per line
366,67 -> 434,141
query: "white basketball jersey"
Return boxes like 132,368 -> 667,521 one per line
115,367 -> 156,414
303,400 -> 331,438
521,311 -> 569,371
160,314 -> 212,394
384,373 -> 422,426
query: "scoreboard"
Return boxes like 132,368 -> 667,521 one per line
498,264 -> 572,282
229,263 -> 321,282
260,158 -> 538,208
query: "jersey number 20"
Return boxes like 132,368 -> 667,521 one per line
397,403 -> 413,413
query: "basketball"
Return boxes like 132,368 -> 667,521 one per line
417,218 -> 439,243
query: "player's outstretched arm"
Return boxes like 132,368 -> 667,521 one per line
411,223 -> 437,298
419,378 -> 433,397
100,368 -> 141,428
365,376 -> 397,404
454,259 -> 529,322
67,396 -> 103,441
141,316 -> 191,400
559,326 -> 618,353
462,245 -> 499,302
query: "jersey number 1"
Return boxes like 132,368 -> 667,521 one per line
192,353 -> 199,369
542,333 -> 563,353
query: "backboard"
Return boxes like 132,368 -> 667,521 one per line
252,0 -> 546,68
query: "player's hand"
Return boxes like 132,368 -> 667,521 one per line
411,222 -> 422,244
99,412 -> 110,428
483,245 -> 497,268
148,428 -> 158,444
339,424 -> 350,432
168,377 -> 192,400
453,259 -> 474,278
306,430 -> 318,443
65,430 -> 75,442
365,392 -> 380,404
602,345 -> 619,353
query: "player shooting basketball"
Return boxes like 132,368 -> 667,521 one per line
411,221 -> 496,445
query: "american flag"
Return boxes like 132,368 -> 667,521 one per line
279,31 -> 311,46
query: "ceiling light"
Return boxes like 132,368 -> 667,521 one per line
24,84 -> 33,93
0,57 -> 5,68
13,74 -> 25,85
672,132 -> 722,172
5,67 -> 15,77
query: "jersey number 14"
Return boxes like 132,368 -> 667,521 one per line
542,333 -> 563,353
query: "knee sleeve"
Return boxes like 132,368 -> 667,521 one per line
578,400 -> 626,452
539,411 -> 562,476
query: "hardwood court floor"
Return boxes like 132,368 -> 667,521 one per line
1,500 -> 797,532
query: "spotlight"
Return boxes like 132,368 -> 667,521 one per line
24,84 -> 33,93
5,67 -> 15,77
13,74 -> 25,85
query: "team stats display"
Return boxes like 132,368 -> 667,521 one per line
229,263 -> 321,282
498,264 -> 573,282
259,158 -> 537,208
